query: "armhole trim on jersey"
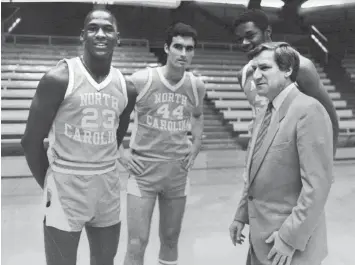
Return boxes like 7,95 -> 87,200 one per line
136,67 -> 152,102
241,61 -> 251,88
190,72 -> 199,107
60,59 -> 74,99
115,68 -> 128,109
242,61 -> 257,92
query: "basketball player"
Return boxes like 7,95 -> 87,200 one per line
118,23 -> 205,265
233,9 -> 339,151
21,9 -> 135,265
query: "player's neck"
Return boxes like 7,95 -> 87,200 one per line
81,54 -> 111,81
161,64 -> 185,83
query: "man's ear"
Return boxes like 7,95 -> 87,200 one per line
265,26 -> 272,39
284,67 -> 293,78
80,30 -> 85,43
164,43 -> 169,54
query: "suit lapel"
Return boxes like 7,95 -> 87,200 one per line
249,86 -> 300,185
245,107 -> 267,178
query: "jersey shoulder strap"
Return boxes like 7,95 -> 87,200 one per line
115,68 -> 128,109
56,57 -> 75,99
189,72 -> 200,107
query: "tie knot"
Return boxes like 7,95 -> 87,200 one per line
267,102 -> 273,111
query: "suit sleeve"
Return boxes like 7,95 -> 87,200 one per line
278,102 -> 333,251
234,181 -> 249,224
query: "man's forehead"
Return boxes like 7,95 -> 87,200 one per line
86,11 -> 116,26
87,18 -> 114,26
252,50 -> 275,65
235,21 -> 259,36
171,35 -> 195,45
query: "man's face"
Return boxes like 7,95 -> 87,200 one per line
165,36 -> 195,69
251,50 -> 289,100
234,21 -> 267,53
81,10 -> 118,60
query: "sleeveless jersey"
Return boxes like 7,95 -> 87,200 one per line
130,67 -> 199,161
242,60 -> 268,133
47,57 -> 128,175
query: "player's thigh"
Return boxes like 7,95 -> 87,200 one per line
89,169 -> 121,229
44,220 -> 81,265
43,168 -> 95,232
126,193 -> 156,242
158,196 -> 187,239
85,222 -> 121,261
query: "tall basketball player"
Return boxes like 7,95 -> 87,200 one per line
118,23 -> 205,265
21,8 -> 135,265
233,9 -> 339,150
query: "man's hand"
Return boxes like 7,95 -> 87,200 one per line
229,220 -> 246,246
118,149 -> 144,175
183,144 -> 200,170
266,231 -> 295,265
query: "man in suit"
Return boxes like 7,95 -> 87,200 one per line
229,42 -> 334,265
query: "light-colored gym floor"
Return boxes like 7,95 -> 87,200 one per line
2,150 -> 355,265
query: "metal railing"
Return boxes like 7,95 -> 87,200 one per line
2,7 -> 21,33
310,25 -> 329,64
2,34 -> 150,48
197,41 -> 238,51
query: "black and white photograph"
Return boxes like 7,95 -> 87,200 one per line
1,0 -> 355,264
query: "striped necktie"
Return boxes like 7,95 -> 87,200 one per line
252,102 -> 273,160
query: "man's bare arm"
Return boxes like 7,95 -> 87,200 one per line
116,78 -> 137,148
296,56 -> 339,153
21,63 -> 68,188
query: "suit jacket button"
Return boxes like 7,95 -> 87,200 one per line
248,195 -> 254,201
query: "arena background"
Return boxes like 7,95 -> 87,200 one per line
1,1 -> 355,265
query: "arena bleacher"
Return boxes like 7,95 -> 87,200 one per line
343,48 -> 355,84
191,46 -> 355,142
2,39 -> 355,163
2,0 -> 355,173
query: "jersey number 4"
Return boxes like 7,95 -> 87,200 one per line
157,104 -> 183,119
81,108 -> 115,129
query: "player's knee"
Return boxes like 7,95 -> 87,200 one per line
90,254 -> 116,265
160,229 -> 180,249
127,237 -> 149,254
90,244 -> 118,263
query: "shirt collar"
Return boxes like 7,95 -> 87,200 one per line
271,82 -> 295,111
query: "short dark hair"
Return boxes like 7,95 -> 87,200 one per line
234,9 -> 269,32
165,22 -> 198,47
83,8 -> 118,31
249,42 -> 300,82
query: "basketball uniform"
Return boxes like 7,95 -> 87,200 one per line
44,57 -> 127,232
127,67 -> 200,198
241,60 -> 268,135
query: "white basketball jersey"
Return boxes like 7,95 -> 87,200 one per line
129,67 -> 199,161
47,57 -> 127,175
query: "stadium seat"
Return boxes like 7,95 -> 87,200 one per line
204,84 -> 242,91
1,100 -> 32,109
206,91 -> 247,100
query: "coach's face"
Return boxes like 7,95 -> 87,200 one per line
81,10 -> 118,59
252,50 -> 291,101
234,22 -> 269,53
165,36 -> 195,69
